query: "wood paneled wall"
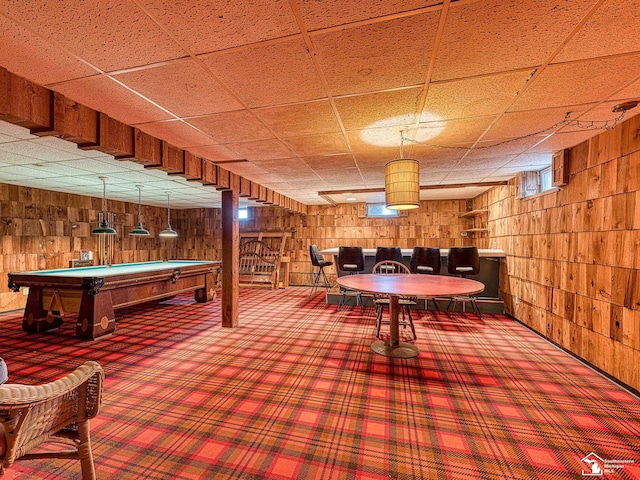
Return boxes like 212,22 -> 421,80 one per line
244,200 -> 476,285
0,184 -> 179,312
473,113 -> 640,391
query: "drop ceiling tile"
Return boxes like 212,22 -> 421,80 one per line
415,117 -> 496,146
554,1 -> 640,63
458,156 -> 514,171
139,0 -> 300,54
335,87 -> 423,132
53,75 -> 173,125
0,121 -> 37,140
0,15 -> 96,85
3,1 -> 186,72
443,169 -> 491,182
186,145 -> 243,162
510,55 -> 640,112
188,110 -> 274,143
255,101 -> 342,138
464,136 -> 548,160
200,37 -> 326,108
113,59 -> 243,117
424,71 -> 532,120
401,144 -> 468,163
299,0 -> 442,30
529,130 -> 599,153
284,133 -> 349,157
227,139 -> 294,161
312,11 -> 440,96
136,120 -> 217,149
55,159 -> 131,175
506,153 -> 553,168
0,139 -> 83,162
0,164 -> 65,180
303,154 -> 357,170
432,0 -> 594,82
487,106 -> 589,140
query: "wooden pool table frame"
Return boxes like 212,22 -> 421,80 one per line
8,260 -> 221,340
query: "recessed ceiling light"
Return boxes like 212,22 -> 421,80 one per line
346,197 -> 357,201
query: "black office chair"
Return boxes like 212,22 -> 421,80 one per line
309,245 -> 333,295
446,246 -> 482,317
337,246 -> 365,309
371,260 -> 417,340
410,247 -> 441,310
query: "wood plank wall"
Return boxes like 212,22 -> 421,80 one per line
238,200 -> 479,286
0,184 -> 179,312
473,113 -> 640,392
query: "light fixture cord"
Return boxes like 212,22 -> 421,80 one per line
166,193 -> 171,226
137,187 -> 142,223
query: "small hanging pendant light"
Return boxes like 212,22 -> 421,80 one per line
91,176 -> 117,235
129,185 -> 150,236
159,191 -> 178,237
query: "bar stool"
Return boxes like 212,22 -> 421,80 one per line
446,246 -> 482,317
374,246 -> 404,273
337,246 -> 365,309
410,246 -> 441,310
309,244 -> 332,295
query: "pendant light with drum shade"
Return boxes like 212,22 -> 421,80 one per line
129,185 -> 150,236
384,134 -> 420,210
91,176 -> 117,235
159,191 -> 178,238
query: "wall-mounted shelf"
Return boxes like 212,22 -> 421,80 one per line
460,209 -> 489,218
460,209 -> 489,236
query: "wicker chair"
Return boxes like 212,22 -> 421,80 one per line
0,361 -> 104,479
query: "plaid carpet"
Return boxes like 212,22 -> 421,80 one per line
1,287 -> 639,479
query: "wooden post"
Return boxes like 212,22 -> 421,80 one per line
222,188 -> 239,328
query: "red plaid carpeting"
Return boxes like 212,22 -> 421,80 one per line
1,287 -> 639,479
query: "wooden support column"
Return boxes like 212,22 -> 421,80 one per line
221,188 -> 239,328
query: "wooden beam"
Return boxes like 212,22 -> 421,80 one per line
0,67 -> 52,132
201,160 -> 217,185
34,92 -> 98,147
221,188 -> 239,328
248,181 -> 260,200
132,128 -> 162,167
83,113 -> 134,158
239,177 -> 251,197
183,152 -> 203,180
161,141 -> 185,175
215,166 -> 231,191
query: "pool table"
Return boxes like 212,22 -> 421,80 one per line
8,260 -> 221,340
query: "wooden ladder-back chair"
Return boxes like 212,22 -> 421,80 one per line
0,361 -> 104,479
372,260 -> 417,340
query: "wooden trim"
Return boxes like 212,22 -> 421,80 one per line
552,149 -> 569,187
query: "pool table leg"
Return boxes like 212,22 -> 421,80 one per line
76,290 -> 116,340
22,287 -> 64,333
194,271 -> 216,303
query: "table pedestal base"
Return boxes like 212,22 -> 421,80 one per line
371,340 -> 419,358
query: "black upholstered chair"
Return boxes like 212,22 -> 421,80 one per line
409,247 -> 441,275
309,245 -> 333,295
410,247 -> 441,310
337,246 -> 365,309
371,260 -> 417,340
374,246 -> 403,272
446,246 -> 482,316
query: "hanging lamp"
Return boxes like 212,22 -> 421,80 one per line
129,185 -> 150,236
159,191 -> 178,237
384,133 -> 420,210
91,176 -> 117,235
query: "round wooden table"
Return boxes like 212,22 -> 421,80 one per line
336,274 -> 485,358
